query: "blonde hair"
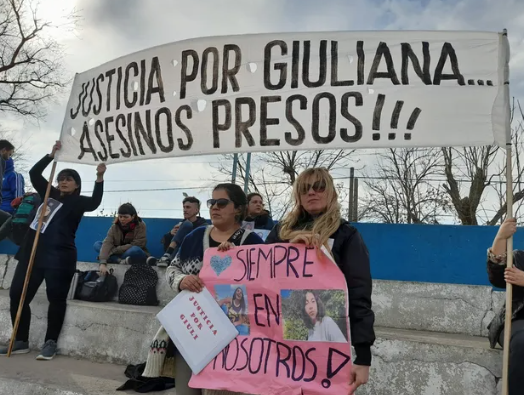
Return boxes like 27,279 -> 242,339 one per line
279,168 -> 341,252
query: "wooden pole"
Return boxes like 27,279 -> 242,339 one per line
502,144 -> 513,395
7,160 -> 57,357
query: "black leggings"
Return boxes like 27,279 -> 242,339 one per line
9,262 -> 75,343
499,318 -> 524,395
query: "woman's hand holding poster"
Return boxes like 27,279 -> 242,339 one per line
191,243 -> 352,395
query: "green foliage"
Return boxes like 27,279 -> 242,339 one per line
283,317 -> 308,341
281,290 -> 347,340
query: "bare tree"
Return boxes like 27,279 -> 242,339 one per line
0,0 -> 71,118
360,148 -> 452,224
215,150 -> 356,220
486,116 -> 524,225
442,98 -> 524,225
441,146 -> 498,225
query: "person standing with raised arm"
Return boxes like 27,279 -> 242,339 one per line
0,141 -> 106,361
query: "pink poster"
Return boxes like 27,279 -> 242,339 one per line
190,244 -> 352,395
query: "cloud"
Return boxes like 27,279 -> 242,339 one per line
7,0 -> 524,221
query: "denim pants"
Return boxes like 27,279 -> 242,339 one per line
93,241 -> 147,263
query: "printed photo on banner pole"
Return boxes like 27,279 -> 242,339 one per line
188,243 -> 352,395
56,31 -> 509,165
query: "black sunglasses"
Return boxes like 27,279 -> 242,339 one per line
207,198 -> 232,209
300,181 -> 327,195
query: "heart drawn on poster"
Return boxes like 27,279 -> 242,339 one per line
210,255 -> 232,277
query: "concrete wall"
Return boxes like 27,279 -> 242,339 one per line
0,217 -> 513,286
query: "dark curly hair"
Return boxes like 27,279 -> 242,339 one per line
300,290 -> 326,329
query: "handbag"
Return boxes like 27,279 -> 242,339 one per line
75,269 -> 118,302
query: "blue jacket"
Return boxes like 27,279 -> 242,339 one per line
1,158 -> 24,214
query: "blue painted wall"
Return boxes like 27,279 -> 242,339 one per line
0,218 -> 512,287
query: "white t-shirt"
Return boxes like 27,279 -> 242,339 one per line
307,316 -> 347,343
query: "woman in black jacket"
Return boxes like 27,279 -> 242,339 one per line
265,167 -> 375,395
0,141 -> 106,360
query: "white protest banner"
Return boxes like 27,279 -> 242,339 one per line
156,287 -> 238,374
58,31 -> 510,165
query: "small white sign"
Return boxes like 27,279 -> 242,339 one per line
253,229 -> 271,241
156,287 -> 238,374
242,221 -> 255,231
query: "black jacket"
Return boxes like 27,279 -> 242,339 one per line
265,219 -> 375,365
15,155 -> 104,270
245,211 -> 275,231
161,216 -> 208,251
191,216 -> 208,229
487,250 -> 524,348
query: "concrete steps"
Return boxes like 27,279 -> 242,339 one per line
373,280 -> 505,337
0,255 -> 177,307
0,256 -> 506,337
0,289 -> 161,365
0,255 -> 505,394
0,289 -> 503,395
365,328 -> 501,395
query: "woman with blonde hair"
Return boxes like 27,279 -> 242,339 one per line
266,167 -> 375,394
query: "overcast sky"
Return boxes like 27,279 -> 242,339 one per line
6,0 -> 524,220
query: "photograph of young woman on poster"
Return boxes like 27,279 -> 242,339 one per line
215,284 -> 250,336
282,289 -> 348,343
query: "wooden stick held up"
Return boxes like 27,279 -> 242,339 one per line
502,144 -> 513,395
7,160 -> 57,357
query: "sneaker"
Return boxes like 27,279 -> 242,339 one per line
36,340 -> 57,361
157,255 -> 170,268
0,340 -> 29,356
146,256 -> 158,266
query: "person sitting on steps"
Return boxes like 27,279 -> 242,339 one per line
94,203 -> 149,273
153,196 -> 206,267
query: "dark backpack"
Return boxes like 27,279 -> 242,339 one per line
118,261 -> 159,306
75,269 -> 118,302
11,193 -> 41,245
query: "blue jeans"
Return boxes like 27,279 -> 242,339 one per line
168,220 -> 194,259
93,241 -> 147,263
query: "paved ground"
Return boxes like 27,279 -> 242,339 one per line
0,352 -> 168,394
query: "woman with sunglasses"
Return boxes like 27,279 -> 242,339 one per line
141,183 -> 263,395
265,168 -> 375,395
0,140 -> 106,361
